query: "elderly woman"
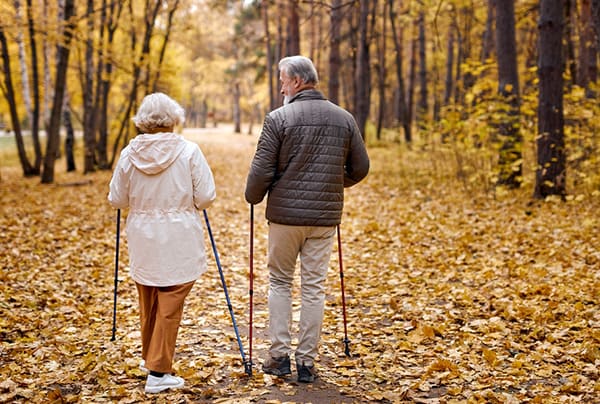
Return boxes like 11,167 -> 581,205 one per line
108,92 -> 216,393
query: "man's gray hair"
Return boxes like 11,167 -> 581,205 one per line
279,56 -> 319,85
132,92 -> 185,133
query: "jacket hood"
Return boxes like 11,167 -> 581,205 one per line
127,132 -> 186,175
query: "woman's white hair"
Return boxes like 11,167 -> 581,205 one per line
132,92 -> 185,133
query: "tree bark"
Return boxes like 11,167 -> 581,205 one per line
564,0 -> 576,88
534,0 -> 566,199
15,0 -> 33,129
82,0 -> 97,174
110,0 -> 161,168
417,10 -> 427,125
42,0 -> 55,128
98,0 -> 122,169
328,0 -> 342,105
389,0 -> 410,143
63,94 -> 76,172
26,0 -> 42,172
375,0 -> 387,140
578,0 -> 597,98
233,82 -> 241,133
150,0 -> 180,93
407,22 -> 417,135
592,0 -> 600,50
287,0 -> 300,55
41,0 -> 75,184
0,27 -> 35,176
262,0 -> 276,110
481,0 -> 496,62
354,0 -> 371,139
495,0 -> 522,188
444,28 -> 455,105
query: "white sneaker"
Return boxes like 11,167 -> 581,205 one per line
144,374 -> 184,393
139,360 -> 148,373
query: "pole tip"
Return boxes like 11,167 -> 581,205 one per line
244,361 -> 253,376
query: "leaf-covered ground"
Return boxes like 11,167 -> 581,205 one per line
1,128 -> 599,403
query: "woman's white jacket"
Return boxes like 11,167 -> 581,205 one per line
108,133 -> 216,287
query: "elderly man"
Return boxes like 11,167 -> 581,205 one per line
245,55 -> 369,383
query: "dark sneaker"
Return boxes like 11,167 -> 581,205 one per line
296,362 -> 317,383
262,355 -> 291,376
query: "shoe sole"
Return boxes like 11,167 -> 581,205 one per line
145,381 -> 184,393
145,384 -> 183,394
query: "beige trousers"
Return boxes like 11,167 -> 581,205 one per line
267,222 -> 336,366
136,280 -> 195,373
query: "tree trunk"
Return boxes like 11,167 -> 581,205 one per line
481,0 -> 496,62
42,0 -> 55,128
92,0 -> 107,169
262,0 -> 276,110
82,0 -> 97,174
564,0 -> 576,88
233,82 -> 241,133
150,0 -> 180,92
15,0 -> 33,129
287,0 -> 300,55
592,0 -> 600,50
0,27 -> 35,176
534,0 -> 566,199
27,0 -> 43,175
375,0 -> 387,140
274,1 -> 284,106
389,0 -> 410,143
354,0 -> 371,139
328,0 -> 342,105
578,0 -> 597,98
444,28 -> 455,105
453,6 -> 475,105
41,0 -> 75,184
98,0 -> 122,169
495,0 -> 522,188
63,94 -> 76,172
110,0 -> 161,168
417,10 -> 427,126
407,22 -> 417,134
199,99 -> 208,128
26,0 -> 42,172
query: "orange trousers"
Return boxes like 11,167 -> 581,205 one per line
136,281 -> 195,373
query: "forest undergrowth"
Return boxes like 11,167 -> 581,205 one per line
0,129 -> 598,403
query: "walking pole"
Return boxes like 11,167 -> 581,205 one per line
336,224 -> 351,357
248,204 -> 255,376
203,210 -> 252,375
111,209 -> 121,341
